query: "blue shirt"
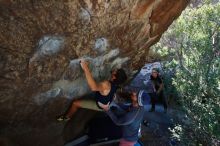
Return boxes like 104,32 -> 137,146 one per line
106,103 -> 145,142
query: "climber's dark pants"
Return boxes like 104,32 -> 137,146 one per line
149,92 -> 167,110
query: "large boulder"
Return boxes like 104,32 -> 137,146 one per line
0,0 -> 189,145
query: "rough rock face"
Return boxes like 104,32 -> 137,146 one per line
0,0 -> 189,146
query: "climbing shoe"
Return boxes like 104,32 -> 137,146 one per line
56,115 -> 70,122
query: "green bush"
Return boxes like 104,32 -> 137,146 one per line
153,3 -> 220,145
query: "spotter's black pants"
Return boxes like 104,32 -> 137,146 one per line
149,92 -> 168,110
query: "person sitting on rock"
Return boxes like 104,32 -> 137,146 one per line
98,90 -> 150,146
149,68 -> 168,113
57,60 -> 127,122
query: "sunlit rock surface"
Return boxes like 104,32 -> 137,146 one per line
0,0 -> 189,145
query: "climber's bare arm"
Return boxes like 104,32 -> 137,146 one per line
80,60 -> 110,92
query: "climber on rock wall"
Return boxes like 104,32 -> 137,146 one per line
57,60 -> 127,122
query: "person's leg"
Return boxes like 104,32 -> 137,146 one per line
160,91 -> 168,113
57,100 -> 81,122
66,98 -> 102,117
79,99 -> 102,111
149,93 -> 156,112
57,94 -> 101,121
65,100 -> 81,118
